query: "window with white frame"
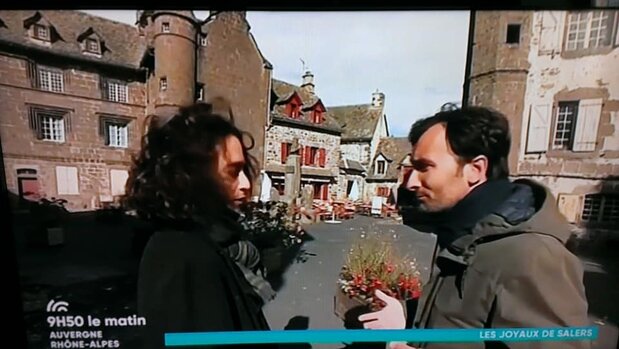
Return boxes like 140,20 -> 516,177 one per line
107,81 -> 128,103
106,121 -> 129,148
38,67 -> 63,92
566,11 -> 615,50
160,77 -> 168,91
582,193 -> 619,224
553,102 -> 578,149
40,113 -> 65,142
162,22 -> 170,33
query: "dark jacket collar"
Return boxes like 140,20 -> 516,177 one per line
434,179 -> 514,249
438,179 -> 572,271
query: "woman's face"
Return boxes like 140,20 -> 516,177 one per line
215,135 -> 251,209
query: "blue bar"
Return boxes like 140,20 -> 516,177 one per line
165,327 -> 598,346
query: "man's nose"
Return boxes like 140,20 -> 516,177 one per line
405,170 -> 421,190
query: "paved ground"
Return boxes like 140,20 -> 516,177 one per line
264,216 -> 619,349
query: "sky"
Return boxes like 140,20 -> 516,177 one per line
82,10 -> 470,137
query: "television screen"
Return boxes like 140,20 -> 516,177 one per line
0,8 -> 616,349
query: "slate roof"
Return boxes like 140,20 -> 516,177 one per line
271,78 -> 341,132
367,137 -> 411,181
328,103 -> 383,141
0,10 -> 147,69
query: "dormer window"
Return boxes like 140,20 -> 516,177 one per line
376,160 -> 386,175
313,110 -> 323,124
85,38 -> 100,54
289,102 -> 300,118
33,24 -> 49,41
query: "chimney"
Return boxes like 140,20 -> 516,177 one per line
371,89 -> 385,108
301,70 -> 315,95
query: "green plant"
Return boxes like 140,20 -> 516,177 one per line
239,201 -> 305,250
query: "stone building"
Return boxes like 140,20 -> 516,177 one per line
0,10 -> 271,211
328,90 -> 389,200
365,137 -> 412,203
265,72 -> 341,200
466,10 -> 619,227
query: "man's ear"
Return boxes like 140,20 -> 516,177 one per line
463,155 -> 488,186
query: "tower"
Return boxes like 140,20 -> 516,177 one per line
465,11 -> 533,174
139,11 -> 199,119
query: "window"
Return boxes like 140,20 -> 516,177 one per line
506,24 -> 521,44
551,99 -> 603,152
302,146 -> 320,166
85,38 -> 100,54
196,83 -> 204,101
33,24 -> 49,40
281,142 -> 291,164
313,110 -> 323,124
289,102 -> 300,118
107,123 -> 128,148
106,81 -> 128,103
100,117 -> 130,148
28,106 -> 69,142
582,193 -> 619,224
377,187 -> 390,197
376,160 -> 386,175
160,77 -> 168,91
312,183 -> 329,200
553,102 -> 578,150
566,11 -> 614,50
41,114 -> 65,142
200,35 -> 207,46
162,22 -> 170,33
38,67 -> 64,93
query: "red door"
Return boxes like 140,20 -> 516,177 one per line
18,177 -> 40,201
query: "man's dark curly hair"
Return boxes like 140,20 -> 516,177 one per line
122,102 -> 258,228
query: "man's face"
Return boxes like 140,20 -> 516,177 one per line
216,135 -> 251,209
405,124 -> 473,213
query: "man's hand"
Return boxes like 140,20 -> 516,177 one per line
358,290 -> 406,329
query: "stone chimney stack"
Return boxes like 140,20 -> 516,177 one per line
371,89 -> 385,108
301,70 -> 315,95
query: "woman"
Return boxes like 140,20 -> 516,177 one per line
124,101 -> 276,348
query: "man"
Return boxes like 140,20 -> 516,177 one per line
125,102 -> 276,348
359,107 -> 589,349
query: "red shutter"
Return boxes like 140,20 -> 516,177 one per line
318,148 -> 326,167
321,184 -> 329,200
281,142 -> 289,164
304,146 -> 311,165
299,146 -> 305,165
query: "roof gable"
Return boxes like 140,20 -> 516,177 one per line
23,11 -> 64,42
367,137 -> 411,180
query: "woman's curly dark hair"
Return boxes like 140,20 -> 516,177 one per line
122,101 -> 258,228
